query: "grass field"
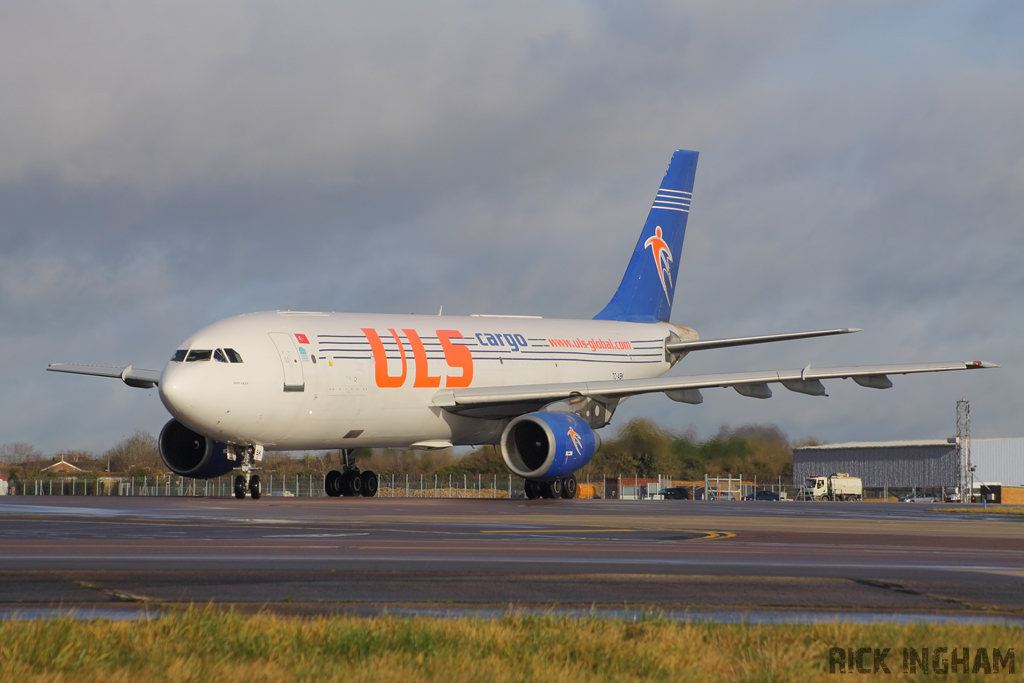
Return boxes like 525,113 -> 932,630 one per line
930,506 -> 1024,515
1,609 -> 1022,682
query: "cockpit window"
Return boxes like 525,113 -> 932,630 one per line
224,348 -> 243,363
186,349 -> 212,362
171,349 -> 188,362
213,349 -> 228,363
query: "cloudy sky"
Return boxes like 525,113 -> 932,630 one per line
1,1 -> 1020,455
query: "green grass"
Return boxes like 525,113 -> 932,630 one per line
1,608 -> 1021,682
930,506 -> 1024,514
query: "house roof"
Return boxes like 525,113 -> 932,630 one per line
42,457 -> 85,473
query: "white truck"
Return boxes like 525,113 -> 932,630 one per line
800,473 -> 862,501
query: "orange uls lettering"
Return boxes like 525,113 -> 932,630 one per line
438,330 -> 474,388
361,328 -> 408,388
402,329 -> 441,388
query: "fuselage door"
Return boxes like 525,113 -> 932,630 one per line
269,332 -> 305,392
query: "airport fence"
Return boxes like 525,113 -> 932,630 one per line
3,473 -> 800,500
4,473 -> 530,499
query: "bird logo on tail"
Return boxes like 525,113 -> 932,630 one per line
645,226 -> 673,304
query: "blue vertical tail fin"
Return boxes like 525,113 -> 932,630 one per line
594,150 -> 698,323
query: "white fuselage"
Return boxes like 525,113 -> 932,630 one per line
158,311 -> 696,450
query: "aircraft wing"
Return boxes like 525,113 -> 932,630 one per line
47,363 -> 161,389
432,360 -> 997,418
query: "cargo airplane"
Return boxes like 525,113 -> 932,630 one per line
48,150 -> 996,500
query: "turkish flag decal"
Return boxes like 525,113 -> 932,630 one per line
295,333 -> 310,344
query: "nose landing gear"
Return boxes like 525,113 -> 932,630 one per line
325,449 -> 378,498
248,474 -> 262,500
231,444 -> 264,500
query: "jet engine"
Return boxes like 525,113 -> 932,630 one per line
158,418 -> 236,479
500,412 -> 600,480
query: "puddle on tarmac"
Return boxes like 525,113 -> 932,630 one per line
0,606 -> 163,621
301,605 -> 1024,626
3,604 -> 1022,626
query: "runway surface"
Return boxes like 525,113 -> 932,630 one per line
1,497 -> 1023,618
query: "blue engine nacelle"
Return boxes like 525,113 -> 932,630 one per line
500,412 -> 600,480
158,419 -> 237,479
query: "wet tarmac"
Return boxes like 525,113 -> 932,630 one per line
1,497 -> 1022,621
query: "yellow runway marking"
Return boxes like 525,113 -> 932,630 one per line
690,531 -> 737,540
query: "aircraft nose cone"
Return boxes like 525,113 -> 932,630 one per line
159,363 -> 202,421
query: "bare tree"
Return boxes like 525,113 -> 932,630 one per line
105,431 -> 161,473
0,442 -> 44,463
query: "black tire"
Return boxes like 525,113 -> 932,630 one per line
325,470 -> 344,498
360,470 -> 378,497
345,470 -> 363,497
249,474 -> 261,500
524,480 -> 541,499
542,479 -> 563,499
234,475 -> 246,500
561,475 -> 577,499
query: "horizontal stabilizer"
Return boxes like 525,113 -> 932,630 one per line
666,328 -> 860,354
47,363 -> 161,389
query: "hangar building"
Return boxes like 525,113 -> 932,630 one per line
793,438 -> 1024,491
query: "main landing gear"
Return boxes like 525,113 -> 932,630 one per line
524,474 -> 577,500
235,474 -> 261,499
325,449 -> 378,498
232,444 -> 263,500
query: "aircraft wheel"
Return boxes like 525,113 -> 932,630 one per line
249,474 -> 262,500
542,478 -> 563,499
561,475 -> 577,499
233,475 -> 247,500
524,480 -> 541,499
360,470 -> 378,497
325,470 -> 344,497
342,470 -> 363,497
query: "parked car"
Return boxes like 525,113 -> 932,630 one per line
662,486 -> 691,500
743,489 -> 780,501
899,493 -> 940,503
